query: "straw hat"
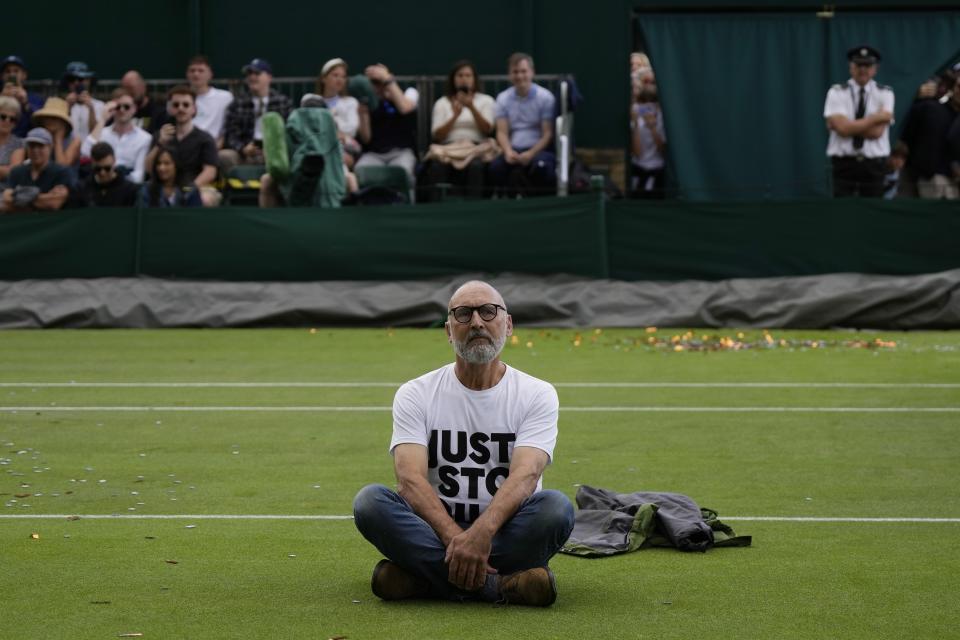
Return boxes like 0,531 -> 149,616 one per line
32,97 -> 73,130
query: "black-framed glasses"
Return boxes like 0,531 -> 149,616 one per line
116,103 -> 134,111
0,113 -> 17,122
93,165 -> 114,174
448,304 -> 506,324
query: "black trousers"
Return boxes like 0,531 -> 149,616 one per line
831,156 -> 888,198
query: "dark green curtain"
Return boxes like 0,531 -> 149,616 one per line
638,11 -> 960,200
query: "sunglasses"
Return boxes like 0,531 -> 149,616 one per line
93,165 -> 114,174
170,101 -> 192,109
448,304 -> 506,324
115,103 -> 134,111
0,113 -> 16,122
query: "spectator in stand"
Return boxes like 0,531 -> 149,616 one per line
899,72 -> 960,200
420,59 -> 496,202
140,146 -> 202,208
1,55 -> 44,138
883,141 -> 908,200
187,55 -> 234,147
75,141 -> 140,207
1,128 -> 70,213
121,70 -> 167,135
220,58 -> 292,175
0,96 -> 25,187
146,85 -> 220,207
355,62 -> 419,195
60,61 -> 105,142
32,97 -> 81,175
629,62 -> 667,199
316,58 -> 362,170
82,88 -> 152,183
490,53 -> 556,197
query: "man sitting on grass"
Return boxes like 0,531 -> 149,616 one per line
353,280 -> 574,606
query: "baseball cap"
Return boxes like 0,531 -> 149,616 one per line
64,61 -> 95,78
25,127 -> 53,146
242,58 -> 272,75
1,55 -> 27,71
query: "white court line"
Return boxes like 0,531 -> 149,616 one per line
0,382 -> 958,389
0,514 -> 957,523
2,406 -> 959,413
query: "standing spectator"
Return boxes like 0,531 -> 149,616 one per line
899,74 -> 960,200
32,97 -> 81,173
0,96 -> 25,187
630,80 -> 667,199
60,61 -> 105,142
146,85 -> 220,207
420,60 -> 496,201
121,70 -> 167,135
82,89 -> 152,183
823,46 -> 895,198
140,146 -> 202,208
490,53 -> 556,197
355,62 -> 419,194
75,141 -> 140,207
220,58 -> 292,175
187,55 -> 234,146
1,55 -> 44,138
316,58 -> 362,169
1,128 -> 70,213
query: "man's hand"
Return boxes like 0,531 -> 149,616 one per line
242,142 -> 261,161
504,148 -> 520,164
158,123 -> 176,145
444,526 -> 496,591
365,64 -> 392,84
77,90 -> 93,107
517,149 -> 536,165
1,188 -> 14,211
2,83 -> 26,105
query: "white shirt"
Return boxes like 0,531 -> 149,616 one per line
823,78 -> 895,158
391,363 -> 558,524
631,103 -> 666,170
81,125 -> 152,183
253,96 -> 269,141
431,93 -> 496,144
194,86 -> 234,139
70,99 -> 105,142
324,95 -> 360,138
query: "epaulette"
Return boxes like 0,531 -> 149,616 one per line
830,83 -> 845,90
877,84 -> 893,91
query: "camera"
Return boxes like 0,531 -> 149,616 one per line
75,81 -> 87,93
5,74 -> 19,86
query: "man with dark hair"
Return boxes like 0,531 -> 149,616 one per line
220,58 -> 292,174
899,74 -> 960,200
1,55 -> 44,138
490,52 -> 557,197
1,127 -> 70,212
121,70 -> 167,135
187,55 -> 233,146
82,88 -> 152,183
353,280 -> 574,607
75,141 -> 139,207
146,85 -> 220,207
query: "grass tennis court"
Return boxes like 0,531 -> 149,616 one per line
2,328 -> 958,639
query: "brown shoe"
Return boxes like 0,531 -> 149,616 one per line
497,567 -> 557,606
370,559 -> 430,600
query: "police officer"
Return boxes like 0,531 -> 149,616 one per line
823,45 -> 895,197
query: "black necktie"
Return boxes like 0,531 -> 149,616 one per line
853,87 -> 865,150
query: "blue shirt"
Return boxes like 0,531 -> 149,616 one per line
494,84 -> 555,151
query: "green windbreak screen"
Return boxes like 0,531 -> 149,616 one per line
637,10 -> 960,200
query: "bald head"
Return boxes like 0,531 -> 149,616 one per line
448,280 -> 506,311
121,70 -> 146,101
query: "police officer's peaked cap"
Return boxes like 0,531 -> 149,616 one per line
847,45 -> 881,65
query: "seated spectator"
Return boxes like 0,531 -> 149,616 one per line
629,69 -> 667,199
420,59 -> 497,201
899,73 -> 960,200
355,62 -> 418,197
490,53 -> 556,197
1,128 -> 70,213
140,146 -> 202,208
884,141 -> 908,199
220,58 -> 292,175
32,97 -> 82,172
82,88 -> 152,183
146,85 -> 220,207
0,96 -> 25,187
1,55 -> 44,138
317,58 -> 362,170
187,55 -> 233,146
60,61 -> 105,142
75,141 -> 140,207
121,70 -> 167,135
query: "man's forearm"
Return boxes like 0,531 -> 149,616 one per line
469,468 -> 539,538
525,131 -> 553,157
397,475 -> 463,545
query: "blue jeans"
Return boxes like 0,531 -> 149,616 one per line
353,483 -> 575,601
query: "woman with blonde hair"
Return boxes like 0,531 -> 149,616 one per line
0,96 -> 25,186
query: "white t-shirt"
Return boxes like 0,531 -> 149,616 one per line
823,78 -> 895,158
323,95 -> 360,138
390,363 -> 558,524
81,125 -> 152,183
431,93 -> 496,144
194,86 -> 234,139
631,103 -> 666,170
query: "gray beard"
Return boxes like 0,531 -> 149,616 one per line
454,330 -> 506,364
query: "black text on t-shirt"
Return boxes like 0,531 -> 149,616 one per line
428,429 -> 515,523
